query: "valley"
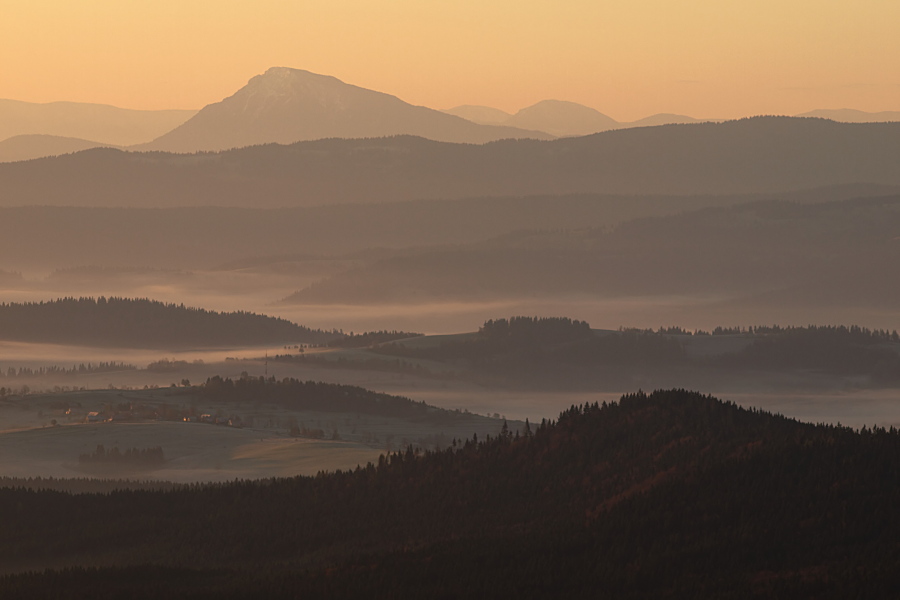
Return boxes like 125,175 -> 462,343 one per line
1,42 -> 898,596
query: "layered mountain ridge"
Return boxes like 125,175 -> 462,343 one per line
0,99 -> 196,147
444,101 -> 704,135
2,116 -> 899,207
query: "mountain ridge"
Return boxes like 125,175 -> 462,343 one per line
2,116 -> 899,208
0,134 -> 115,163
797,108 -> 900,123
0,98 -> 196,146
444,100 -> 707,134
281,194 -> 900,307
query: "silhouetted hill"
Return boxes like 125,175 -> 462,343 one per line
138,67 -> 550,152
3,117 -> 899,207
0,134 -> 113,163
0,297 -> 338,348
284,195 -> 900,307
504,99 -> 618,136
1,389 -> 899,597
0,99 -> 195,146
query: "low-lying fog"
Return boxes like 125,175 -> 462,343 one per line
2,270 -> 898,453
2,342 -> 898,430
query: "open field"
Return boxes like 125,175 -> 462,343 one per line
0,421 -> 386,483
0,388 -> 513,484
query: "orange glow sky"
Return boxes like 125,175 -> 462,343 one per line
2,0 -> 898,121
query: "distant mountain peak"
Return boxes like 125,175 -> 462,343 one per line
251,67 -> 350,95
139,67 -> 550,152
225,67 -> 368,116
506,99 -> 619,137
0,99 -> 196,148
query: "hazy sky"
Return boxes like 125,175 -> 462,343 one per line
2,0 -> 898,120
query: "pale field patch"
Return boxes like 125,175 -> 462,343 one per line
0,388 -> 511,484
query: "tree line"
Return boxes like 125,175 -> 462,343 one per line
369,318 -> 900,387
0,297 -> 341,348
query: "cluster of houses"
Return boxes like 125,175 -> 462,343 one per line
79,406 -> 243,428
182,414 -> 242,427
82,405 -> 160,424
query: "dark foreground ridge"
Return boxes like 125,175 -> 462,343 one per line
1,389 -> 899,598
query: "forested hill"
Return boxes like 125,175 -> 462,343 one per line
0,297 -> 338,348
369,318 -> 900,389
2,390 -> 899,598
2,117 -> 900,207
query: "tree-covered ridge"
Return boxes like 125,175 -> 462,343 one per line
369,318 -> 900,387
377,316 -> 681,360
325,330 -> 423,348
369,316 -> 686,387
480,316 -> 592,342
716,325 -> 900,376
0,362 -> 136,381
1,389 -> 899,597
78,445 -> 165,469
634,323 -> 900,340
200,374 -> 438,419
0,477 -> 181,494
0,297 -> 340,348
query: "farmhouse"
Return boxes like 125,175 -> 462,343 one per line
85,412 -> 106,423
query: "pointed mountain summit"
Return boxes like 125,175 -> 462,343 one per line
140,67 -> 551,152
505,99 -> 619,137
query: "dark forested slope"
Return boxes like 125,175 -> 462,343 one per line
1,389 -> 899,598
0,297 -> 337,348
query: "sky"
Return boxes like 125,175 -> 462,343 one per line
2,0 -> 898,121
